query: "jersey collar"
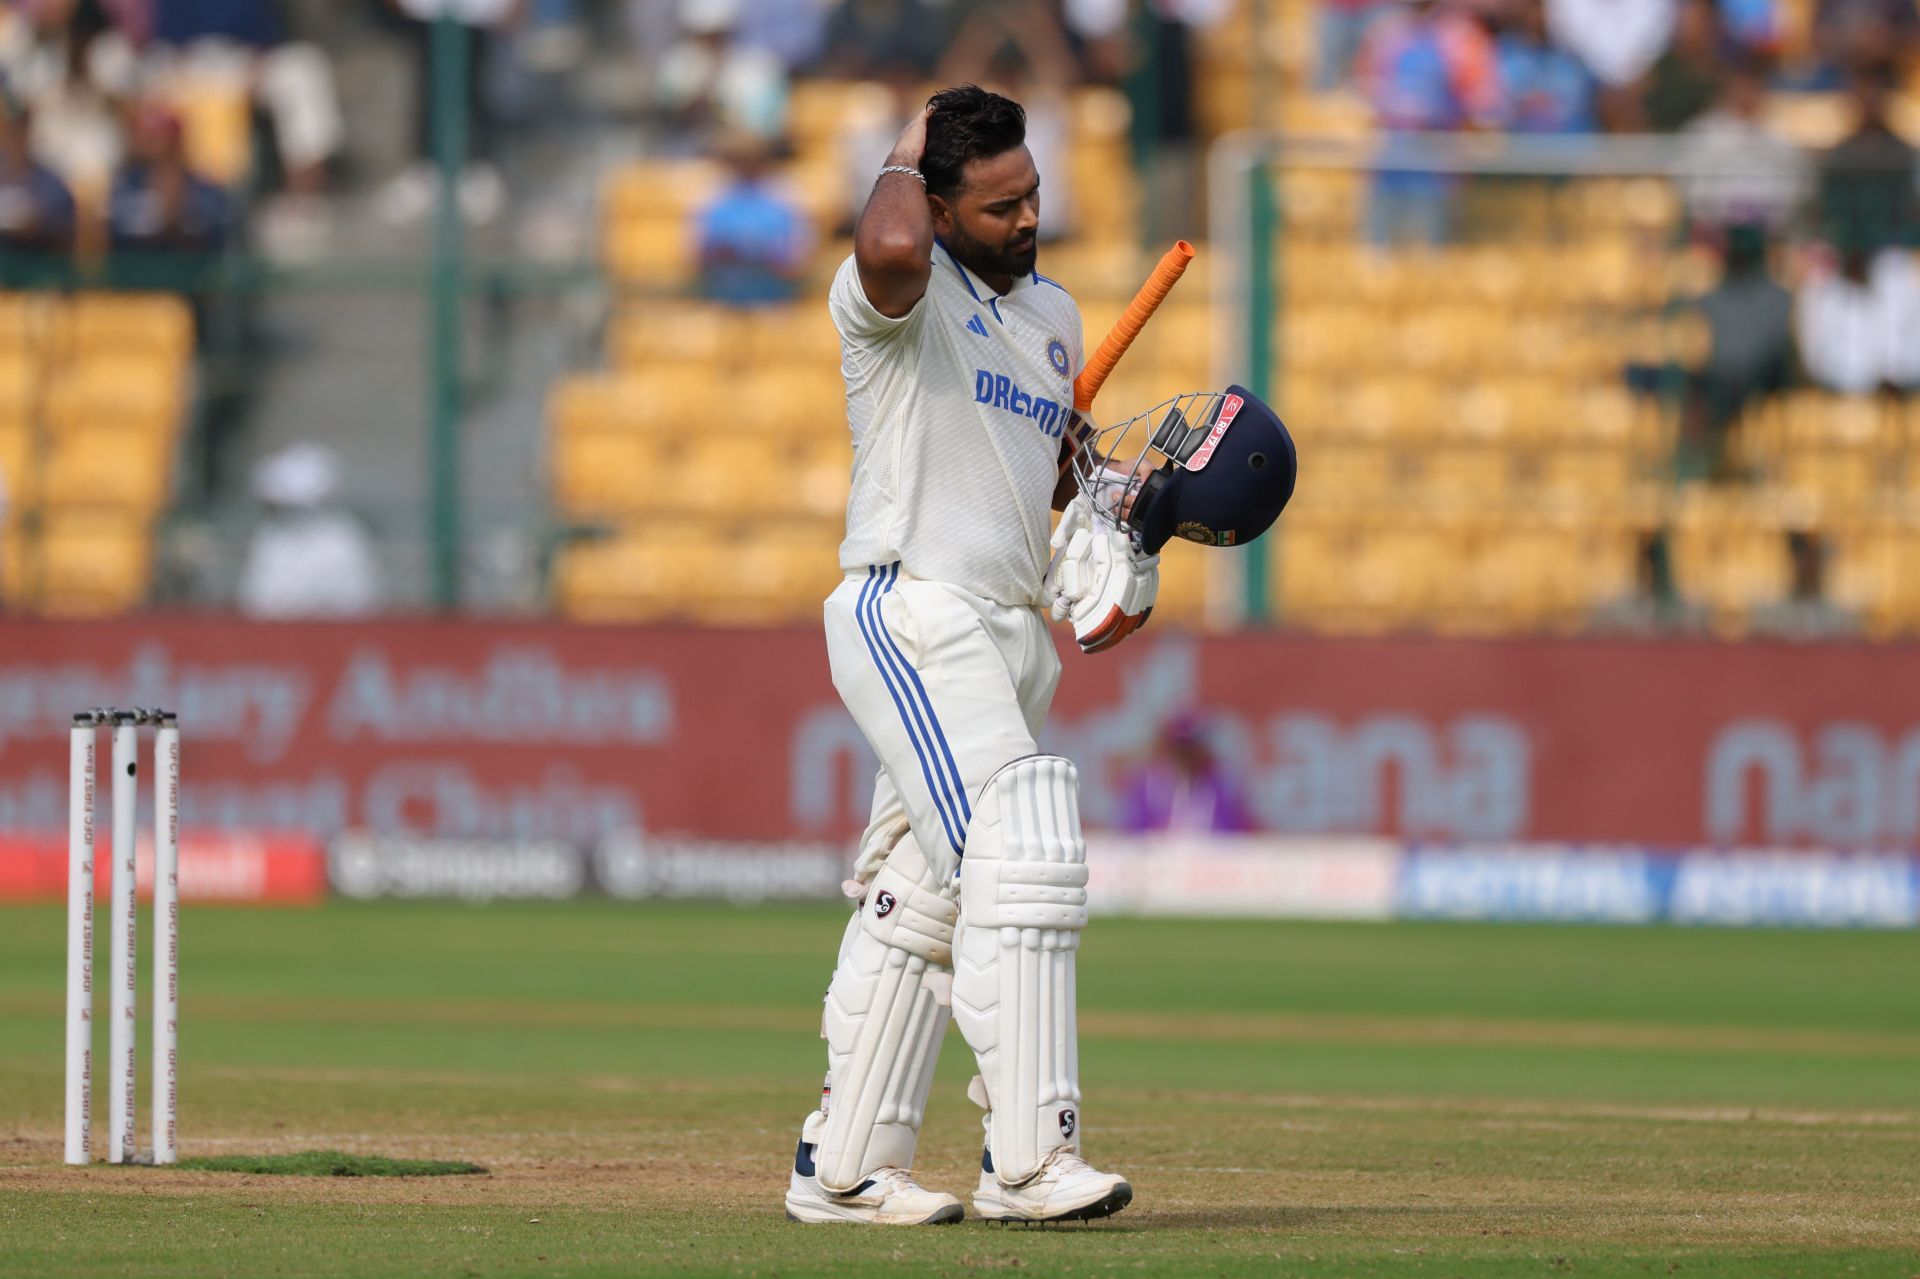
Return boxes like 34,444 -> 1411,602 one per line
934,237 -> 1030,305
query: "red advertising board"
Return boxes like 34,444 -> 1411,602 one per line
0,833 -> 328,903
0,618 -> 1916,851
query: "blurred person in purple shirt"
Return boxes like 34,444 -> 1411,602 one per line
1118,713 -> 1254,836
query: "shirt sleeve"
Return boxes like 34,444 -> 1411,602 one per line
827,253 -> 922,346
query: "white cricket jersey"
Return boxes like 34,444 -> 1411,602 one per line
829,242 -> 1084,607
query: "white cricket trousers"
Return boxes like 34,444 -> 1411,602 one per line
824,562 -> 1061,882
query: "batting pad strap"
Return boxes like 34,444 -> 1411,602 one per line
863,846 -> 960,967
960,858 -> 1088,931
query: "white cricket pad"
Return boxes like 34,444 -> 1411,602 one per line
814,839 -> 958,1192
951,754 -> 1090,1185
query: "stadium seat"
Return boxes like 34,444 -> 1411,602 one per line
605,216 -> 696,287
42,425 -> 175,513
0,415 -> 33,510
57,294 -> 196,362
36,511 -> 151,615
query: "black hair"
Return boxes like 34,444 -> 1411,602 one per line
921,84 -> 1026,200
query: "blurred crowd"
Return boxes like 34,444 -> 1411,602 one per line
1339,0 -> 1913,133
0,0 -> 1235,278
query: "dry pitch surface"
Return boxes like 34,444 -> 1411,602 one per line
0,901 -> 1916,1277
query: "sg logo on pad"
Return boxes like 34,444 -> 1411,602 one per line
873,890 -> 897,918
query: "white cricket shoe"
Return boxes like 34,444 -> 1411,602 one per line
784,1121 -> 963,1225
974,1145 -> 1133,1224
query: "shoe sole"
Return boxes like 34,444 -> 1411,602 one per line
978,1181 -> 1133,1225
785,1202 -> 965,1226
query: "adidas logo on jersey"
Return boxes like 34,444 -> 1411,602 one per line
965,314 -> 989,337
974,368 -> 1066,438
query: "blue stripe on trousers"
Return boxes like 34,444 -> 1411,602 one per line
872,564 -> 973,828
854,565 -> 964,857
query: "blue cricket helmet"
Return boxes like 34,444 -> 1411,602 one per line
1074,385 -> 1298,554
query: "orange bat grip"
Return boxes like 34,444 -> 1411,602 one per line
1072,240 -> 1195,415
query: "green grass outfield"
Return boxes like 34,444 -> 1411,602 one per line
1,900 -> 1916,1277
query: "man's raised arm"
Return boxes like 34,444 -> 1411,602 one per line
854,105 -> 935,319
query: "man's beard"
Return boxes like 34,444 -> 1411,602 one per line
947,223 -> 1037,281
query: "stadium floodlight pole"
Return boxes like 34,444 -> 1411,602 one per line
428,12 -> 469,611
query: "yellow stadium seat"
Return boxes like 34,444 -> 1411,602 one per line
0,518 -> 31,608
608,303 -> 737,370
43,354 -> 187,435
548,373 -> 712,441
37,511 -> 150,615
603,160 -> 724,222
553,522 -> 724,622
0,415 -> 40,510
1782,450 -> 1879,510
0,352 -> 37,416
42,425 -> 174,512
604,216 -> 695,286
1537,447 -> 1636,511
57,294 -> 195,362
1419,447 -> 1510,509
550,429 -> 649,517
746,306 -> 842,367
0,293 -> 58,352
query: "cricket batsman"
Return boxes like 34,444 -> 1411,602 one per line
784,85 -> 1297,1226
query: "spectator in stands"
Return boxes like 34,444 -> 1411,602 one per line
1813,0 -> 1919,87
1679,56 -> 1807,234
1719,0 -> 1783,56
0,80 -> 77,264
1796,245 -> 1920,394
1747,530 -> 1861,640
143,0 -> 346,259
1817,61 -> 1916,264
818,0 -> 954,78
1071,0 -> 1231,247
726,0 -> 830,69
693,132 -> 810,306
237,441 -> 384,618
1588,530 -> 1709,634
1495,0 -> 1596,133
1118,713 -> 1253,836
375,0 -> 525,228
1546,0 -> 1674,124
0,0 -> 137,197
1681,222 -> 1795,475
1637,0 -> 1718,130
937,3 -> 1078,241
1796,62 -> 1920,394
1318,0 -> 1388,91
107,99 -> 232,254
657,0 -> 789,150
835,61 -> 918,235
1357,0 -> 1501,245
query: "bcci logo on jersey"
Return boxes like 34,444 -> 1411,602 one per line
974,368 -> 1066,438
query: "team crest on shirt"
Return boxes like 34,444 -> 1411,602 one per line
1045,337 -> 1070,380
